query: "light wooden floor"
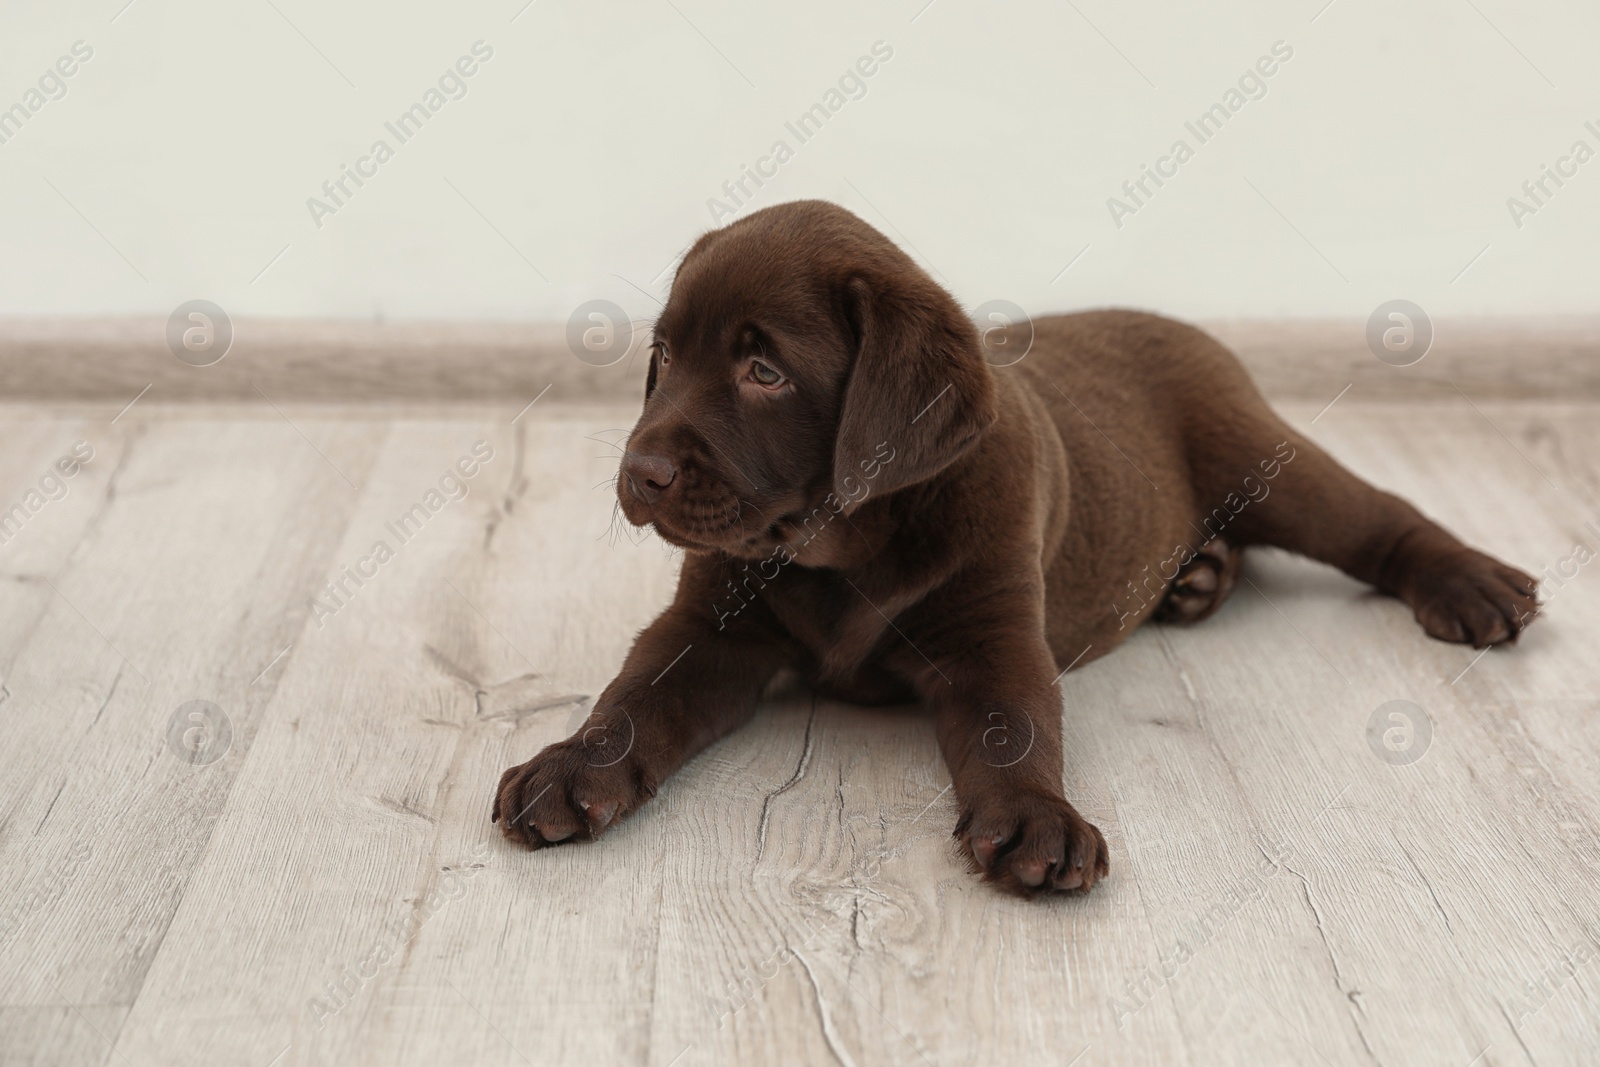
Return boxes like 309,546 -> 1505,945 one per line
3,397 -> 1599,1067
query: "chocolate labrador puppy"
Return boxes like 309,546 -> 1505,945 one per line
493,199 -> 1538,895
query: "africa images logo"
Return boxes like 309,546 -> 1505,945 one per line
0,40 -> 94,147
1105,40 -> 1294,229
305,42 -> 494,229
705,40 -> 894,224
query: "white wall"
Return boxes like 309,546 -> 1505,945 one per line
1,0 -> 1596,326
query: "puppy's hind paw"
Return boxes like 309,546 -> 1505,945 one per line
1154,537 -> 1242,624
1402,547 -> 1539,648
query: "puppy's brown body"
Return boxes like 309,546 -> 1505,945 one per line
494,201 -> 1537,895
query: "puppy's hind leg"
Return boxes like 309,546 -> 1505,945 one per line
1205,421 -> 1538,648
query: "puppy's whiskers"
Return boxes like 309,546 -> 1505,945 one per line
585,429 -> 630,457
599,498 -> 625,546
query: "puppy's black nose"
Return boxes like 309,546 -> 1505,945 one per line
622,452 -> 677,504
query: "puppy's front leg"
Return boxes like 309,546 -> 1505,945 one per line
494,566 -> 790,849
933,634 -> 1109,896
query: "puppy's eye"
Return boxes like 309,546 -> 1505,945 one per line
654,343 -> 670,367
748,360 -> 784,387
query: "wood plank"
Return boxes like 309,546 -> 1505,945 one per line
2,398 -> 1598,1067
0,1005 -> 126,1067
109,406 -> 678,1065
0,406 -> 382,1026
0,415 -> 115,694
1128,400 -> 1600,1067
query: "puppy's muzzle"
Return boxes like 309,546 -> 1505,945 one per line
622,452 -> 678,505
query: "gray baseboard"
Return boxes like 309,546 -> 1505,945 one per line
1,315 -> 1594,403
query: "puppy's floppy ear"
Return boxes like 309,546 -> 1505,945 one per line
832,275 -> 997,510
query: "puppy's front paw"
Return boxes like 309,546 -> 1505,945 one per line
955,791 -> 1109,896
492,728 -> 655,849
1402,547 -> 1538,648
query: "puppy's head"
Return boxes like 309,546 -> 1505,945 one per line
618,199 -> 996,559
